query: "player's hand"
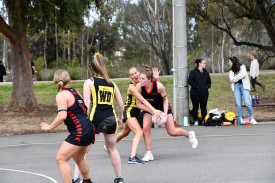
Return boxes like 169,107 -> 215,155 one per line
117,118 -> 122,128
152,67 -> 161,81
40,123 -> 50,131
153,110 -> 162,117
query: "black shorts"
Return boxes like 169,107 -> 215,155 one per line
93,116 -> 117,134
65,122 -> 95,146
123,107 -> 140,123
143,105 -> 173,115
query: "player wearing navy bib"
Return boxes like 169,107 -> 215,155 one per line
136,65 -> 199,162
62,87 -> 95,146
73,53 -> 125,183
40,70 -> 94,183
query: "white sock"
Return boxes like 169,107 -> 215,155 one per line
146,151 -> 152,154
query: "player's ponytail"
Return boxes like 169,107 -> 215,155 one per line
54,70 -> 71,91
141,65 -> 153,81
91,53 -> 111,83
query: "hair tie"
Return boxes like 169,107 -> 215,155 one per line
95,52 -> 101,56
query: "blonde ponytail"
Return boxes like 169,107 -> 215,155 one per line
53,70 -> 71,91
91,53 -> 111,83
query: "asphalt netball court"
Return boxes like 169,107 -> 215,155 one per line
1,123 -> 275,183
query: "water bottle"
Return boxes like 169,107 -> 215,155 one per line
233,117 -> 237,127
256,94 -> 259,104
184,116 -> 189,126
237,116 -> 241,126
252,95 -> 256,105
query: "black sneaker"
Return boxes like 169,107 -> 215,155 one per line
72,178 -> 81,183
114,177 -> 124,183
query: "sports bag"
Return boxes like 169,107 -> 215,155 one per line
204,113 -> 223,126
221,112 -> 236,124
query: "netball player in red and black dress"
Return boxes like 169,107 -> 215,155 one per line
136,66 -> 198,162
40,70 -> 95,183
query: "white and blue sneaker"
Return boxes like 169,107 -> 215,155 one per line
128,156 -> 144,164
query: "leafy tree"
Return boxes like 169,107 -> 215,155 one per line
0,0 -> 102,111
187,0 -> 275,60
116,0 -> 173,75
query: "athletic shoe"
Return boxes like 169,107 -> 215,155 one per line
194,121 -> 199,126
128,156 -> 145,164
241,119 -> 245,125
250,118 -> 258,125
188,131 -> 198,149
114,177 -> 124,183
82,180 -> 92,183
250,88 -> 256,92
103,145 -> 107,152
72,178 -> 82,183
142,153 -> 154,162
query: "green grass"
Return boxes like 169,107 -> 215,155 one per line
1,74 -> 274,116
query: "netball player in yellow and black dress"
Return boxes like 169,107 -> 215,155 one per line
73,53 -> 124,183
136,66 -> 198,162
40,70 -> 94,183
114,67 -> 161,164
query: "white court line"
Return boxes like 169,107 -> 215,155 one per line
0,168 -> 58,183
0,142 -> 61,148
0,132 -> 275,148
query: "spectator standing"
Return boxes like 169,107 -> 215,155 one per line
228,56 -> 257,125
250,54 -> 265,92
0,60 -> 9,82
188,59 -> 211,125
30,55 -> 38,81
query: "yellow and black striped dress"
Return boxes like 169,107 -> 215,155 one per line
89,77 -> 118,134
123,82 -> 141,123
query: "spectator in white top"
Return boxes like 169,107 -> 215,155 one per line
250,54 -> 265,92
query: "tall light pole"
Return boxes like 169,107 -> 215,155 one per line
173,0 -> 189,125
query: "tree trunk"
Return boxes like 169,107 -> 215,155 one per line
55,21 -> 58,63
63,31 -> 66,60
3,38 -> 7,66
68,29 -> 71,65
81,28 -> 84,79
217,32 -> 221,73
9,33 -> 38,111
221,31 -> 226,73
211,25 -> 215,73
0,11 -> 37,111
73,31 -> 76,59
159,51 -> 170,75
44,20 -> 48,80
